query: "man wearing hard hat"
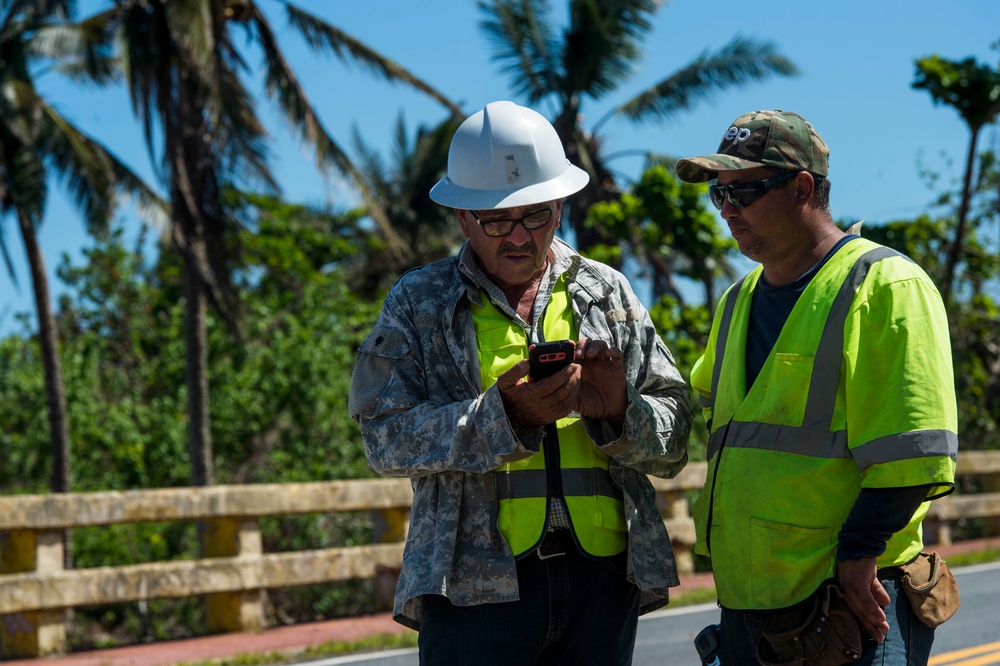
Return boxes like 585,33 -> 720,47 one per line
349,101 -> 692,665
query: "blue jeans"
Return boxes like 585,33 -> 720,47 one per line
719,574 -> 935,666
418,548 -> 639,665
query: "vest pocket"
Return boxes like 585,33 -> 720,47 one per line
749,516 -> 833,607
768,353 -> 815,424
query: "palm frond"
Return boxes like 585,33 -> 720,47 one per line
36,99 -> 115,227
561,0 -> 659,99
209,56 -> 276,192
162,0 -> 217,81
478,0 -> 562,104
0,222 -> 19,286
615,35 -> 798,124
7,143 -> 48,229
36,12 -> 119,85
9,0 -> 72,23
282,2 -> 462,118
106,154 -> 170,233
0,79 -> 40,146
351,123 -> 389,194
116,1 -> 169,170
249,4 -> 410,261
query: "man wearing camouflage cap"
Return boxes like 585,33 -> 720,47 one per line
677,110 -> 958,664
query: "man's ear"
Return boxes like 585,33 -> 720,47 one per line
793,172 -> 816,205
457,209 -> 472,238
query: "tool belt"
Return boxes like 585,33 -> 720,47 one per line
756,581 -> 862,666
898,551 -> 960,628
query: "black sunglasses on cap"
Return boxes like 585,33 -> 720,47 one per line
708,171 -> 801,211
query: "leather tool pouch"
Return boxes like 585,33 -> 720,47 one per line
756,582 -> 862,666
898,551 -> 960,628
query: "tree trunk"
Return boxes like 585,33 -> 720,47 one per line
941,124 -> 980,305
17,212 -> 71,493
183,235 -> 213,487
166,56 -> 215,489
17,210 -> 73,568
552,103 -> 619,255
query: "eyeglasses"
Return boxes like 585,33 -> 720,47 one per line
708,171 -> 799,211
468,207 -> 553,237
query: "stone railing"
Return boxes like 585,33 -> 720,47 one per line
2,451 -> 998,659
923,450 -> 1000,544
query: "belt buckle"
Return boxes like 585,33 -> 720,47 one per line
536,544 -> 566,560
536,531 -> 569,560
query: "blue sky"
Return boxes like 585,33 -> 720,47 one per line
2,0 -> 998,332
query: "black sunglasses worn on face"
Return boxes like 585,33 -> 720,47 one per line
708,171 -> 800,211
469,208 -> 553,237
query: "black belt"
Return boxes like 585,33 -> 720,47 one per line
535,529 -> 577,560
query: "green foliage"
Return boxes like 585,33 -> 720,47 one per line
859,215 -> 950,284
0,199 -> 387,645
352,113 -> 465,293
913,51 -> 1000,303
584,165 -> 737,308
648,295 -> 712,461
583,166 -> 726,459
0,337 -> 48,492
913,55 -> 1000,130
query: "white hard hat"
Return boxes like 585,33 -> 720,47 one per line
429,101 -> 590,210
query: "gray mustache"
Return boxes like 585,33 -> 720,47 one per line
499,242 -> 535,255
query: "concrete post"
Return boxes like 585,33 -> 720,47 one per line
203,518 -> 264,633
372,508 -> 409,611
657,490 -> 694,575
983,472 -> 1000,537
1,530 -> 68,658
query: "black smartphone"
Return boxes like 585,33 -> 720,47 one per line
528,340 -> 576,381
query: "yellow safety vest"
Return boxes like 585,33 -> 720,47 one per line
471,275 -> 628,558
690,238 -> 957,610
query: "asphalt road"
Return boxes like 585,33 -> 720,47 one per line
313,560 -> 1000,665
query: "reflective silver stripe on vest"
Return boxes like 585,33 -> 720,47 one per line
708,246 -> 902,461
853,429 -> 959,469
803,247 -> 901,429
494,468 -> 624,501
710,278 -> 746,407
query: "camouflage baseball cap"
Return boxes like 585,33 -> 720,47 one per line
675,110 -> 829,183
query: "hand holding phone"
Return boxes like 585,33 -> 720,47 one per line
528,340 -> 576,381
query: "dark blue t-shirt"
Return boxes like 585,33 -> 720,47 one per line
745,235 -> 856,389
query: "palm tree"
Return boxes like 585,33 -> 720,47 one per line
479,0 -> 798,252
351,113 -> 465,294
79,0 -> 461,486
0,0 -> 162,507
913,54 -> 1000,305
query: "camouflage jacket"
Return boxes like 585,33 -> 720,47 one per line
348,238 -> 692,629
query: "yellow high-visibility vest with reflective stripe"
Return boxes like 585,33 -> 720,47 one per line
690,238 -> 957,610
471,275 -> 628,557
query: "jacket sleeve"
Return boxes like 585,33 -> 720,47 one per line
582,278 -> 693,480
348,289 -> 538,478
